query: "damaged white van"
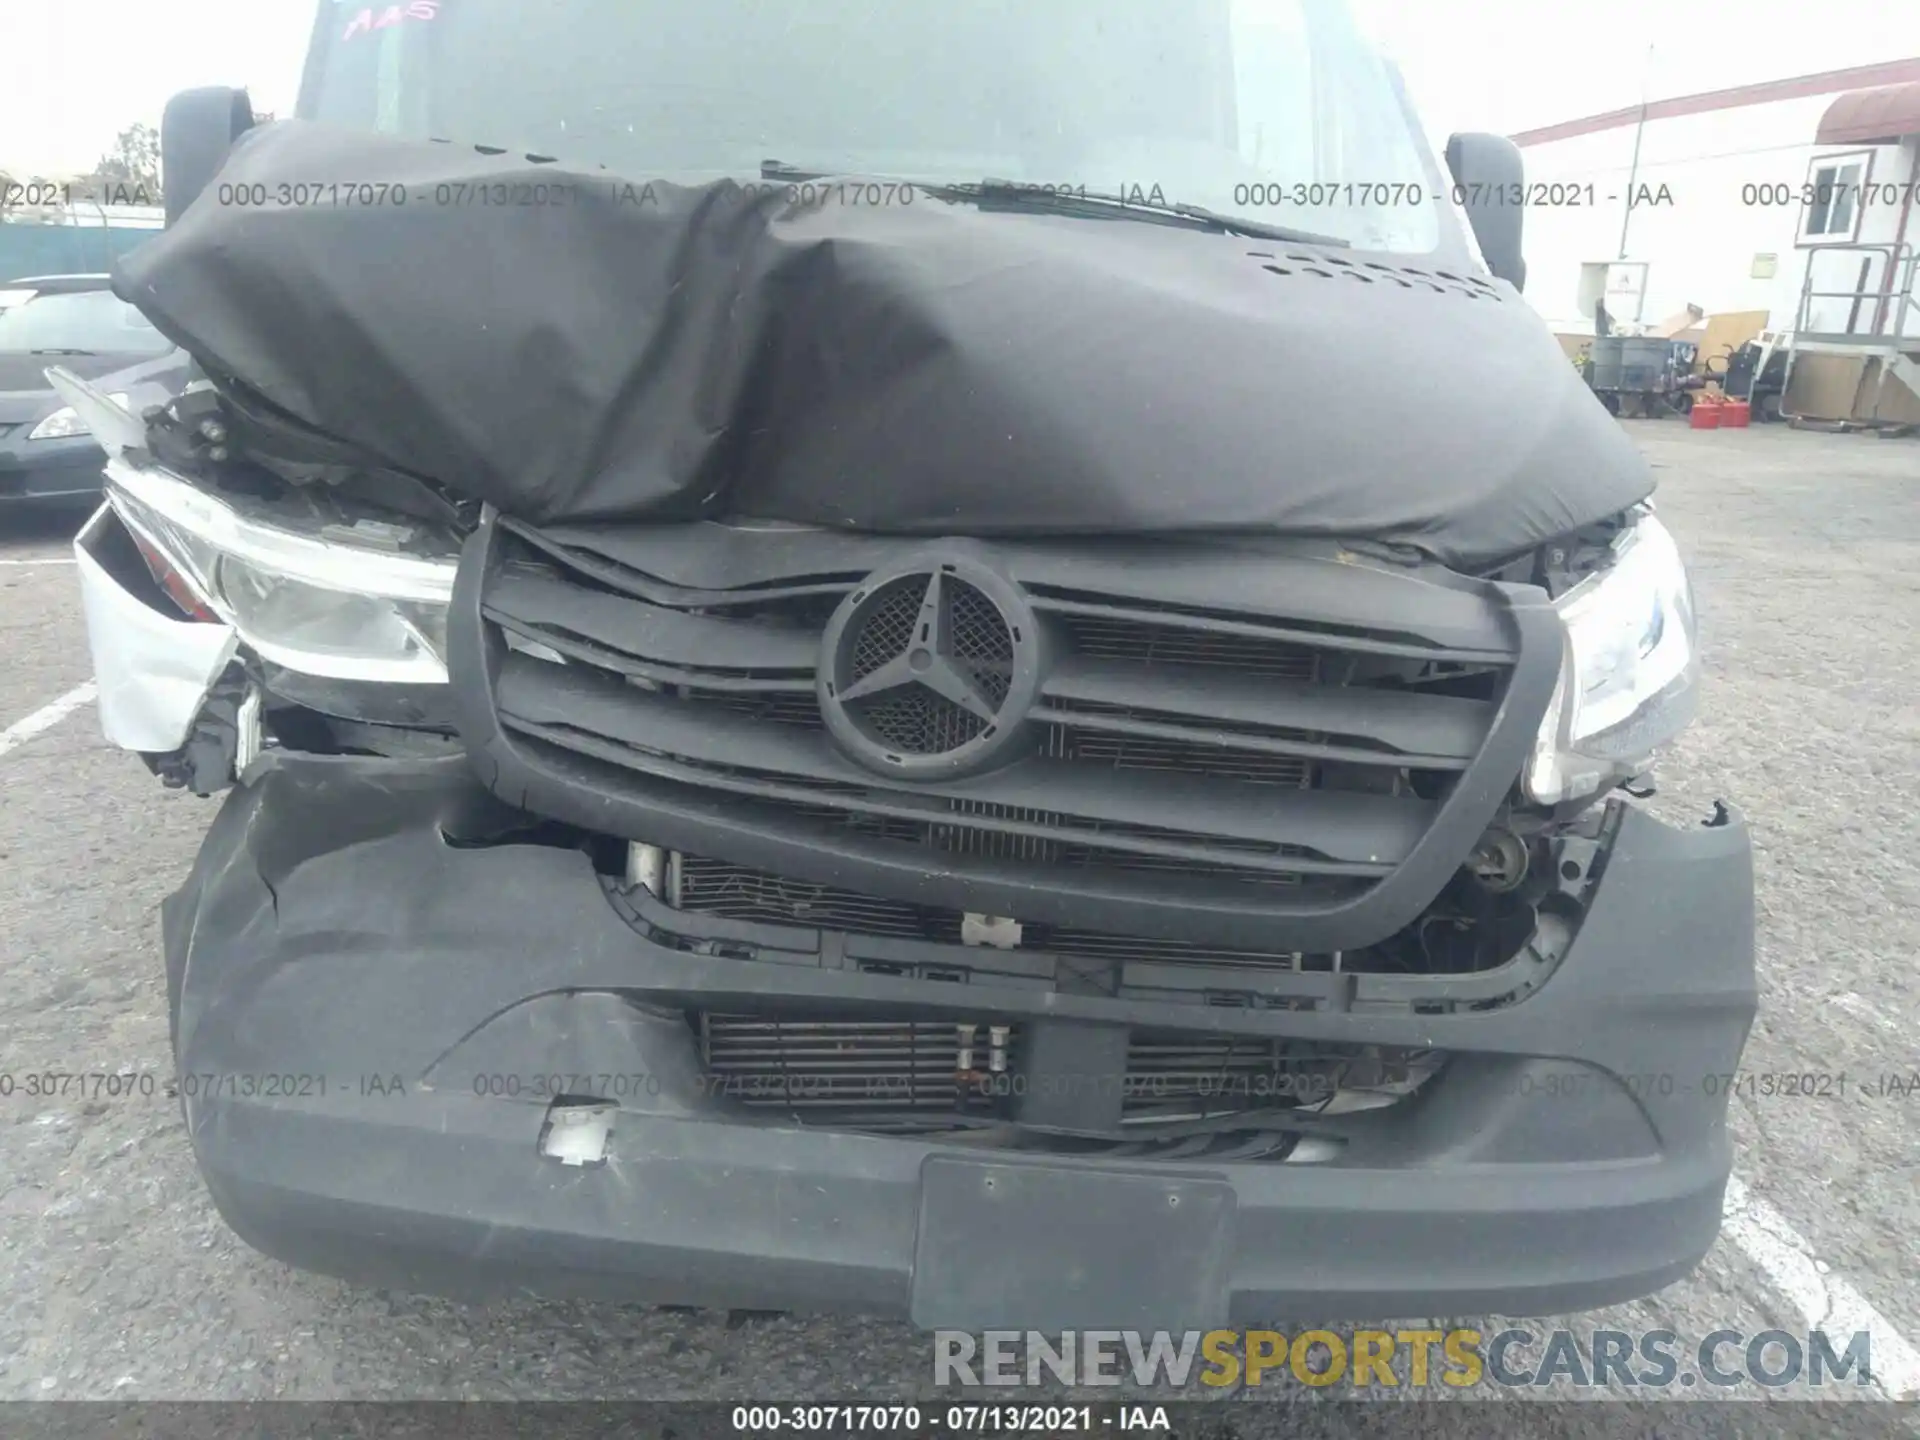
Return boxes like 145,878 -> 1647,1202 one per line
62,0 -> 1752,1329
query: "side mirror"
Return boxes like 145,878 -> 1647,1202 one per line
161,87 -> 257,226
1445,132 -> 1527,291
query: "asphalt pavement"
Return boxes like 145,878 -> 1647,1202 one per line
1,422 -> 1916,1437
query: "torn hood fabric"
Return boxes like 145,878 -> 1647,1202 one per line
115,120 -> 1653,569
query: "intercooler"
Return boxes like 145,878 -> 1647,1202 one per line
695,1011 -> 1429,1123
671,852 -> 1308,967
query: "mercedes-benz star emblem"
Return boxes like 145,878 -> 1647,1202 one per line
818,560 -> 1041,778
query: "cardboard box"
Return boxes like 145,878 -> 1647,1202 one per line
1650,304 -> 1705,338
1697,310 -> 1771,375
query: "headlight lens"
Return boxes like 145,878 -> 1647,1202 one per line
1525,512 -> 1698,806
217,563 -> 450,677
103,456 -> 457,685
30,394 -> 129,440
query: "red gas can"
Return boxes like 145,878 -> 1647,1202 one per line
1689,400 -> 1723,430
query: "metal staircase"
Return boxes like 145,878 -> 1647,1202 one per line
1778,242 -> 1920,427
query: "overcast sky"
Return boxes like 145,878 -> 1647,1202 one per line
4,1 -> 1920,179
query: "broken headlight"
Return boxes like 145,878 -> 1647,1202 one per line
1524,510 -> 1697,806
104,457 -> 458,685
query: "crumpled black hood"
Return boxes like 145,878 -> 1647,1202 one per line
115,119 -> 1652,569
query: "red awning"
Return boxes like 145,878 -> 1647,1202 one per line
1816,81 -> 1920,143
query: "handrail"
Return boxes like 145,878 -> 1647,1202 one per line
1779,242 -> 1920,426
1793,242 -> 1916,342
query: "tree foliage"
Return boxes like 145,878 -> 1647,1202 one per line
82,122 -> 163,204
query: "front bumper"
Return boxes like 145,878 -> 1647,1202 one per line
73,504 -> 237,752
167,751 -> 1756,1327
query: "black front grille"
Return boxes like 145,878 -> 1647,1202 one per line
470,519 -> 1540,953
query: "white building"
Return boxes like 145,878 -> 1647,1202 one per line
1514,58 -> 1920,327
1510,59 -> 1920,422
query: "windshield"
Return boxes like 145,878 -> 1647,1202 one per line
299,0 -> 1459,256
0,289 -> 171,356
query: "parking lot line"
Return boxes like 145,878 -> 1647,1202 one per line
0,680 -> 97,758
1723,1175 -> 1920,1399
0,557 -> 77,565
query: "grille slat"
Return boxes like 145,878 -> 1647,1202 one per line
506,710 -> 1387,884
1035,593 -> 1508,666
484,564 -> 820,681
1041,657 -> 1493,764
495,657 -> 1428,871
1042,718 -> 1313,787
1059,613 -> 1320,677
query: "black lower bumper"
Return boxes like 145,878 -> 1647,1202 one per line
166,753 -> 1756,1327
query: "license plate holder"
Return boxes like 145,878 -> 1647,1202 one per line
909,1156 -> 1234,1331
